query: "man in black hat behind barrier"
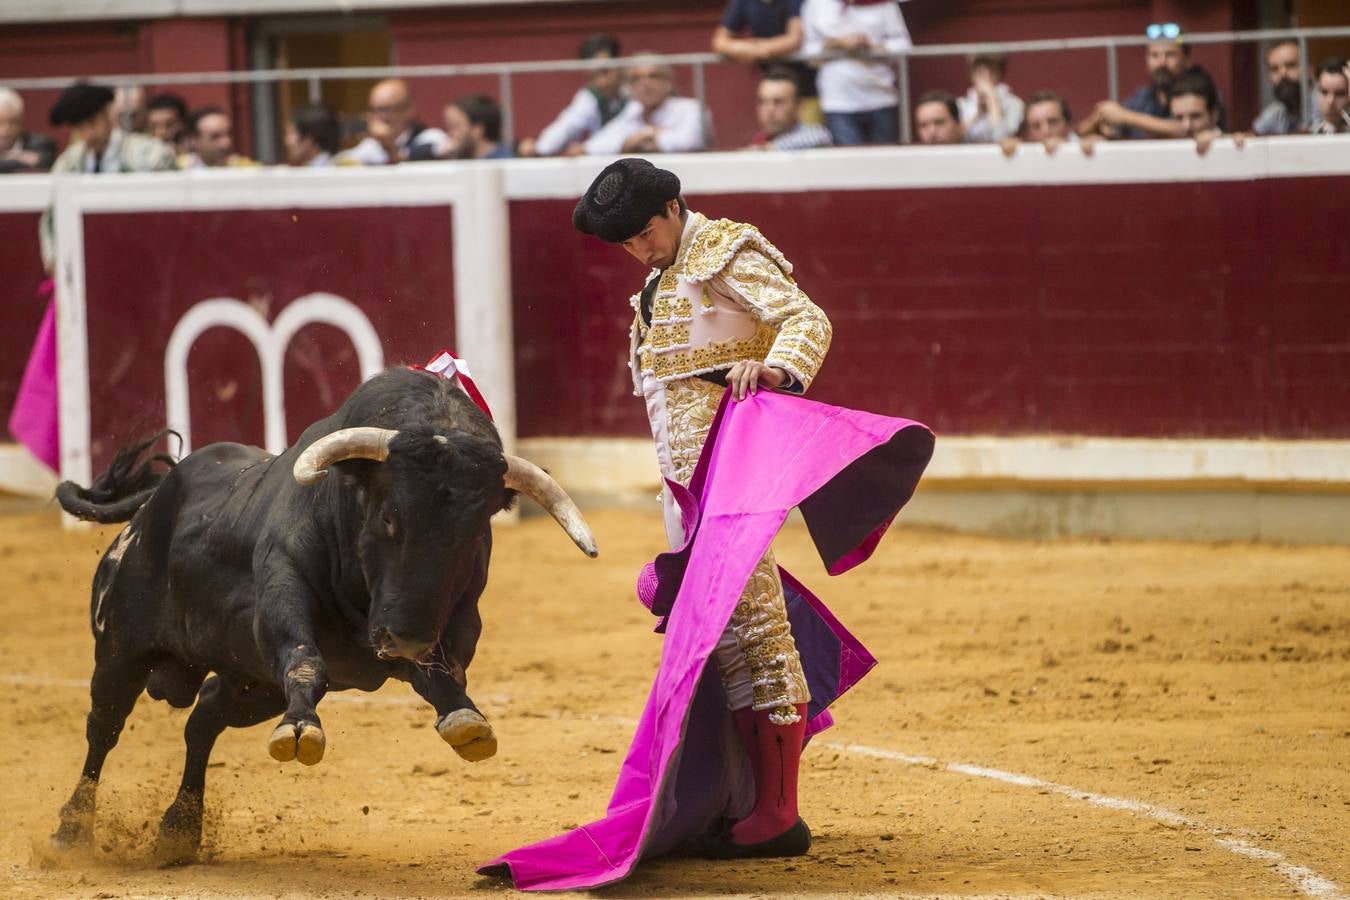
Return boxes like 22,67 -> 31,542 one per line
41,81 -> 176,269
579,158 -> 831,857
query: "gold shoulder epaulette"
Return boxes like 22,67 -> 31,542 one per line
681,218 -> 793,284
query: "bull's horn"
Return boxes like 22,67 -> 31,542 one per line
293,427 -> 400,485
505,455 -> 599,558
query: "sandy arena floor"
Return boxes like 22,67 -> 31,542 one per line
1,502 -> 1348,899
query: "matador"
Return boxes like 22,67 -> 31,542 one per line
578,157 -> 831,857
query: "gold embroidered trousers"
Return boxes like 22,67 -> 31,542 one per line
660,377 -> 810,725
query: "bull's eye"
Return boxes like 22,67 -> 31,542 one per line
382,510 -> 397,538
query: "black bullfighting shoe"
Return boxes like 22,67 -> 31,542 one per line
699,818 -> 812,860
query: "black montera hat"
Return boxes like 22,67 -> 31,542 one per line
572,158 -> 681,243
49,82 -> 115,127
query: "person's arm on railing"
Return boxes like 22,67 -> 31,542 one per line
533,89 -> 595,157
1082,100 -> 1186,139
713,19 -> 804,63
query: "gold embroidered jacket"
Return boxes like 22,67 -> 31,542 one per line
631,213 -> 831,393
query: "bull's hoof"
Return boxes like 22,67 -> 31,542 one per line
50,817 -> 93,853
155,795 -> 203,866
268,721 -> 326,765
437,709 -> 497,762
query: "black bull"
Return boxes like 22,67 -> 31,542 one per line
51,366 -> 597,862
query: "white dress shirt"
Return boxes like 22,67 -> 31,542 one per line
584,97 -> 710,155
536,88 -> 618,156
801,0 -> 912,114
339,124 -> 448,164
959,83 -> 1026,142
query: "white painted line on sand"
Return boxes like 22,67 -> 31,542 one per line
5,672 -> 1341,898
823,741 -> 1343,899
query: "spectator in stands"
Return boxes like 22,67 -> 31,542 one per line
999,90 -> 1098,157
913,91 -> 964,145
584,55 -> 710,154
801,0 -> 912,146
712,0 -> 819,123
1309,58 -> 1350,135
958,52 -> 1024,143
747,66 -> 832,150
1080,24 -> 1224,140
520,34 -> 626,157
113,86 -> 147,134
41,82 -> 175,267
181,107 -> 255,168
1252,40 -> 1309,136
284,103 -> 340,166
0,87 -> 55,173
146,93 -> 188,149
1168,72 -> 1225,155
341,78 -> 448,164
436,94 -> 515,160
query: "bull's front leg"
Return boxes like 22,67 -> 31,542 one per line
255,573 -> 330,766
405,596 -> 496,762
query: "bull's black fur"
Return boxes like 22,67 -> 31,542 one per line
52,367 -> 517,862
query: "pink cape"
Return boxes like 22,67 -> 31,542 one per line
8,289 -> 59,472
479,389 -> 934,891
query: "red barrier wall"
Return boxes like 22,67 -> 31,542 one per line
509,176 -> 1350,440
3,162 -> 1346,469
78,206 -> 455,472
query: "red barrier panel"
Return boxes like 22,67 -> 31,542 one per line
3,154 -> 1347,479
510,176 -> 1350,440
78,206 -> 455,472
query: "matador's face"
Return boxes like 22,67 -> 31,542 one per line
620,199 -> 684,270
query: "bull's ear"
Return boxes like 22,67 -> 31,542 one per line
500,488 -> 519,513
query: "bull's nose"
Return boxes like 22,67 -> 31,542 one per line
373,628 -> 437,663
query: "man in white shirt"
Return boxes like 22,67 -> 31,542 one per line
958,52 -> 1025,143
584,56 -> 710,155
801,0 -> 911,145
521,34 -> 626,157
339,79 -> 447,165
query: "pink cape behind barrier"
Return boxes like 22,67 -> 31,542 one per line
479,389 -> 934,891
8,290 -> 59,473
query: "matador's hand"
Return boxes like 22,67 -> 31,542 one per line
727,361 -> 786,401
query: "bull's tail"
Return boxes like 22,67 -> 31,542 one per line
56,430 -> 179,524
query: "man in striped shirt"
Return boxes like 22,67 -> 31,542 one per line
747,66 -> 833,151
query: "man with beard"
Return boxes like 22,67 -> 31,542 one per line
1309,57 -> 1350,135
1253,40 -> 1309,135
435,94 -> 514,160
1079,24 -> 1224,141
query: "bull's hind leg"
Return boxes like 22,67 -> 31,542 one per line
157,675 -> 285,864
53,648 -> 152,850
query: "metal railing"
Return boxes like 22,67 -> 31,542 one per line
6,25 -> 1349,151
